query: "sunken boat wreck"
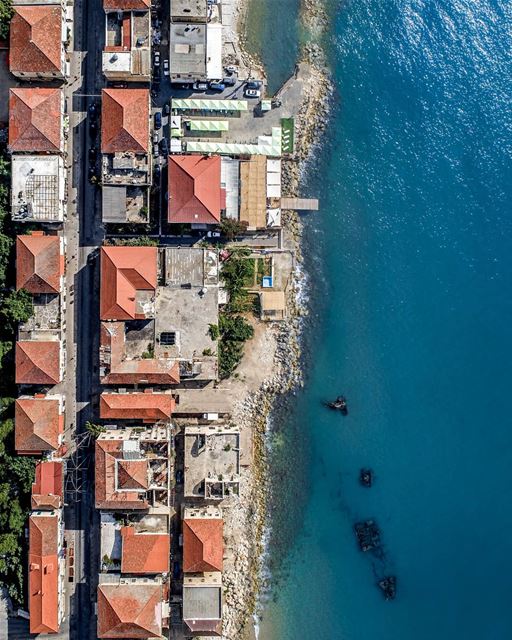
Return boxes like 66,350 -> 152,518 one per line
354,520 -> 381,552
378,576 -> 397,600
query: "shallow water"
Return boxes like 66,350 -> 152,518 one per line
255,1 -> 512,638
245,0 -> 301,94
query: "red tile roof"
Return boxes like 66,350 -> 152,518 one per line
97,582 -> 163,638
168,155 -> 223,224
104,0 -> 151,10
100,322 -> 180,385
16,234 -> 63,294
15,341 -> 61,385
15,397 -> 63,454
100,392 -> 175,422
10,6 -> 63,76
183,518 -> 223,573
120,527 -> 170,574
31,461 -> 63,510
101,88 -> 149,154
29,513 -> 60,635
100,246 -> 157,320
9,88 -> 62,153
95,438 -> 149,510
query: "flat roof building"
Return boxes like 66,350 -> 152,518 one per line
183,572 -> 222,637
184,425 -> 240,500
11,155 -> 66,222
102,6 -> 150,82
171,0 -> 207,21
169,22 -> 206,81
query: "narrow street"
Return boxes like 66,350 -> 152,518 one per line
66,0 -> 105,637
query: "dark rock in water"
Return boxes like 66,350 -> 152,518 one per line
354,520 -> 381,552
378,576 -> 396,600
325,395 -> 348,415
360,468 -> 373,487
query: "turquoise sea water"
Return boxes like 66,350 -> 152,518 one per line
257,1 -> 512,639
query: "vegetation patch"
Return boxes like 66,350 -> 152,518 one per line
218,248 -> 256,378
0,140 -> 38,605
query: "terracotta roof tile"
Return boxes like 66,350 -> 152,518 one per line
100,247 -> 157,320
9,88 -> 62,153
101,88 -> 149,154
99,392 -> 175,422
15,397 -> 63,453
97,583 -> 163,638
104,0 -> 151,10
100,322 -> 180,385
29,513 -> 59,634
31,461 -> 63,509
95,439 -> 149,510
168,155 -> 223,224
120,527 -> 170,574
15,341 -> 61,385
183,518 -> 223,573
16,235 -> 63,294
10,6 -> 63,76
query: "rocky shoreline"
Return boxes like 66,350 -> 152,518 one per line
221,1 -> 334,638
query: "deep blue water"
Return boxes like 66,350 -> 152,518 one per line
257,1 -> 512,639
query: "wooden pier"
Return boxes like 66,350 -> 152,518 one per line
280,197 -> 319,211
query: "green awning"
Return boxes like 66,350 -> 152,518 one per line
172,98 -> 248,112
188,120 -> 229,132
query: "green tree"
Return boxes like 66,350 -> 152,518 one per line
219,218 -> 248,241
1,288 -> 33,328
0,0 -> 12,41
86,421 -> 106,438
7,456 -> 37,495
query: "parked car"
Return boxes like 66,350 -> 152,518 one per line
246,79 -> 262,89
175,469 -> 184,485
154,164 -> 161,180
153,143 -> 160,157
225,65 -> 237,75
209,81 -> 225,92
163,103 -> 170,116
153,50 -> 160,66
159,137 -> 168,155
245,88 -> 261,99
172,561 -> 181,580
153,132 -> 159,144
193,81 -> 208,92
223,76 -> 236,87
154,111 -> 162,129
163,59 -> 169,76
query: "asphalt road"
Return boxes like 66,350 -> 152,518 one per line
67,0 -> 105,637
